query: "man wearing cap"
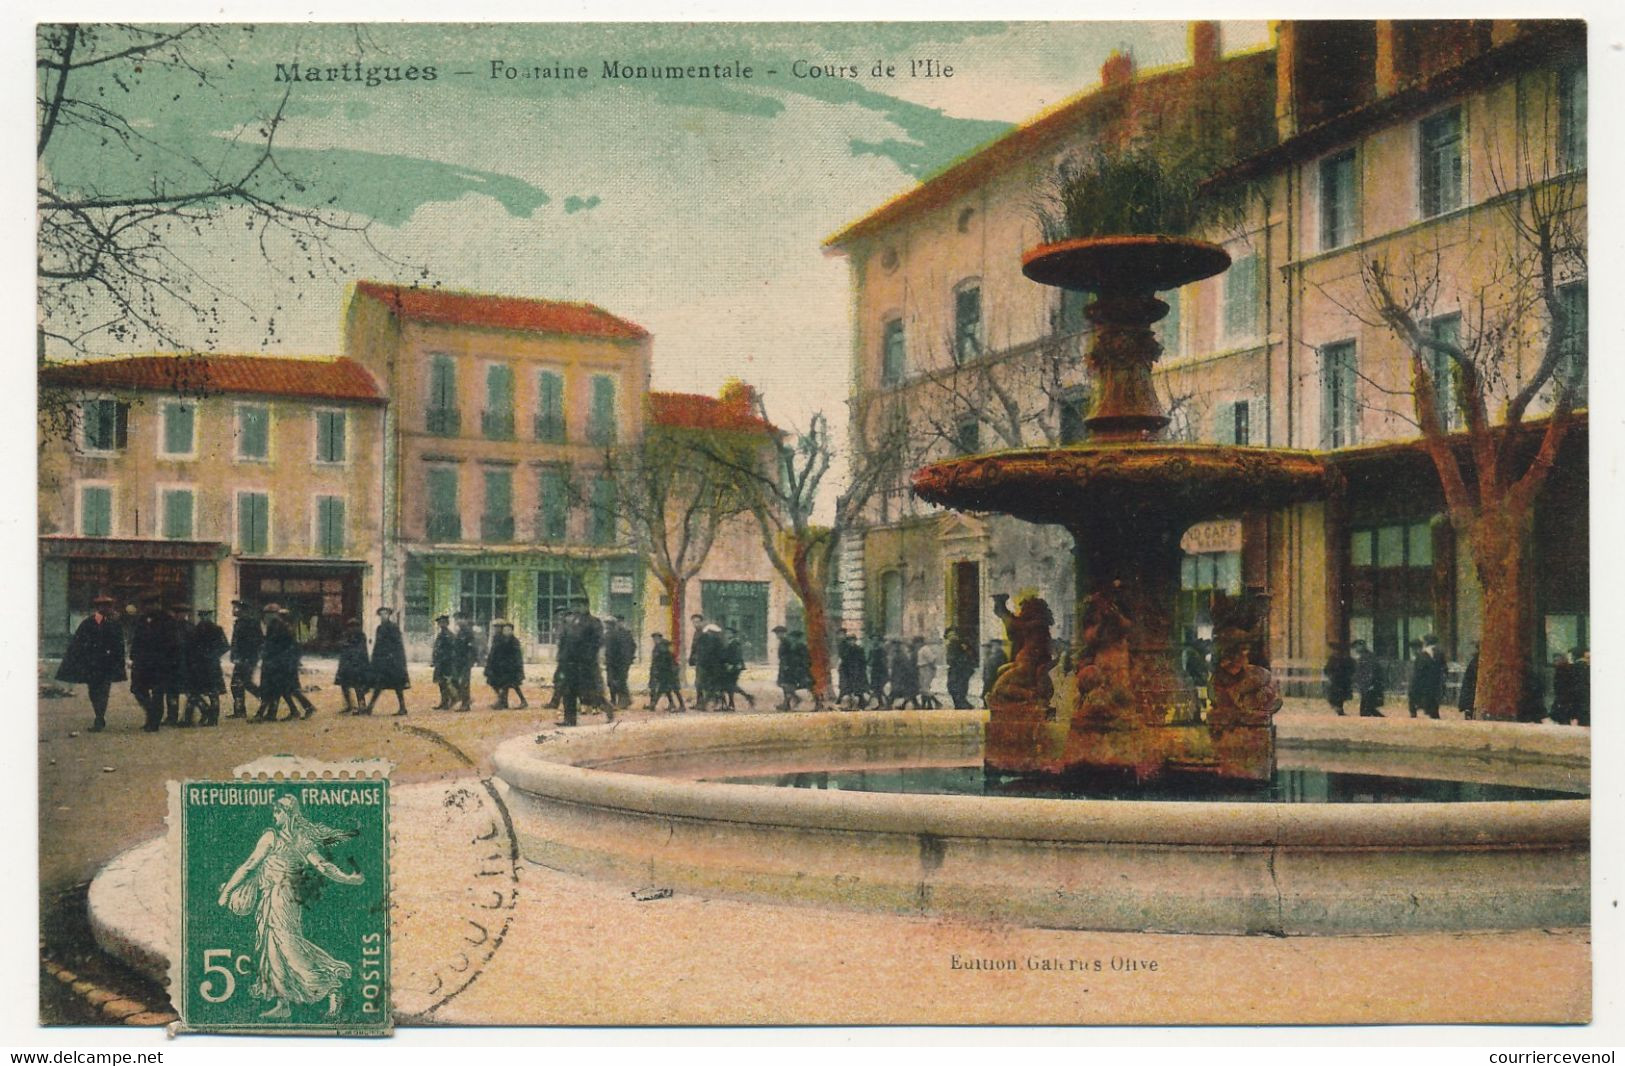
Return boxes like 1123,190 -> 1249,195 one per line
603,615 -> 637,710
161,602 -> 194,726
128,594 -> 171,732
364,606 -> 410,716
253,604 -> 292,721
484,620 -> 527,709
450,612 -> 477,712
334,618 -> 372,714
646,632 -> 685,712
184,606 -> 230,726
56,594 -> 126,732
1323,641 -> 1355,716
429,613 -> 455,709
228,601 -> 263,718
1352,639 -> 1385,717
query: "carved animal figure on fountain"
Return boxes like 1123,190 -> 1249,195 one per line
986,593 -> 1055,714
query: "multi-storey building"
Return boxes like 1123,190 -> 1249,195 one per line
344,281 -> 653,655
828,19 -> 1586,688
826,23 -> 1278,655
38,355 -> 387,655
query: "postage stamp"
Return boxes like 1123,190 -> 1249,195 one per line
172,765 -> 391,1035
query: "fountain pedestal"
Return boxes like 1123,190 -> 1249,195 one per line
914,236 -> 1323,784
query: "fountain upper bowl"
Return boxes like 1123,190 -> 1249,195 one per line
1022,235 -> 1231,293
911,443 -> 1327,526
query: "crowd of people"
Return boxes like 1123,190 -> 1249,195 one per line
1321,636 -> 1590,724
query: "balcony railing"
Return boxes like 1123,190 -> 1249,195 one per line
480,514 -> 515,542
534,414 -> 567,444
426,407 -> 461,437
426,513 -> 461,541
482,409 -> 516,441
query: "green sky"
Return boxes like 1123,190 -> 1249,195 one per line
39,21 -> 1269,430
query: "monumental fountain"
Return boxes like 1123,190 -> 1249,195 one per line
912,234 -> 1324,783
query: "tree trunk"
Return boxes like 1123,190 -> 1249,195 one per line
1468,508 -> 1536,721
663,574 -> 685,683
792,549 -> 833,698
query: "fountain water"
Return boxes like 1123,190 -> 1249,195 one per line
912,235 -> 1326,782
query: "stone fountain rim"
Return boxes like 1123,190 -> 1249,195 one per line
493,711 -> 1589,850
1021,234 -> 1233,292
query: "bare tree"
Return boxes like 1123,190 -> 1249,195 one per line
600,426 -> 755,667
1353,83 -> 1585,720
37,24 -> 415,440
693,393 -> 908,697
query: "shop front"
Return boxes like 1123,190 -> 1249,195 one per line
39,537 -> 228,657
236,560 -> 367,652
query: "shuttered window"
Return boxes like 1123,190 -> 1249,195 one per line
238,492 -> 270,555
237,405 -> 270,460
316,496 -> 345,556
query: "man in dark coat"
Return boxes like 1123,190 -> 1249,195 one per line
1353,639 -> 1384,717
56,594 -> 126,732
692,621 -> 725,711
162,603 -> 192,726
184,607 -> 229,726
980,638 -> 1006,708
1549,652 -> 1577,725
1571,647 -> 1589,727
253,605 -> 294,721
773,625 -> 801,710
720,626 -> 755,710
484,620 -> 527,709
127,596 -> 171,732
364,606 -> 410,716
1412,634 -> 1445,719
867,636 -> 890,709
886,638 -> 919,709
334,618 -> 372,713
1323,642 -> 1355,716
450,612 -> 477,712
227,600 -> 263,718
429,614 -> 455,709
945,627 -> 977,710
603,615 -> 637,710
1457,643 -> 1480,720
556,610 -> 611,725
646,633 -> 685,712
838,632 -> 868,708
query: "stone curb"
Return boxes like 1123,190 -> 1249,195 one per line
41,955 -> 176,1027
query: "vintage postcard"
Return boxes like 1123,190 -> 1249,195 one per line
34,18 -> 1593,1034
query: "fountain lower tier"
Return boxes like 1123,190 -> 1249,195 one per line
913,443 -> 1327,782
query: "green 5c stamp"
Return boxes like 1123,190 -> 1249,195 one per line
176,773 -> 390,1034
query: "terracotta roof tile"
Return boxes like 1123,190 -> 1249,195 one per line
353,281 -> 649,340
648,387 -> 778,436
38,354 -> 386,404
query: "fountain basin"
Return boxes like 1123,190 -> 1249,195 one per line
911,443 -> 1326,526
492,711 -> 1587,935
1022,235 -> 1231,294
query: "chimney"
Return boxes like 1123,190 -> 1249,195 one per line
1190,21 -> 1222,69
1101,50 -> 1134,88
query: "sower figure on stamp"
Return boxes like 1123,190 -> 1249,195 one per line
429,614 -> 455,709
228,600 -> 263,718
364,606 -> 410,716
217,795 -> 364,1020
56,593 -> 125,733
334,619 -> 372,714
185,607 -> 230,726
484,619 -> 527,709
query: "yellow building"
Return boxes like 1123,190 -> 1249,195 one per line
38,355 -> 388,655
344,281 -> 653,655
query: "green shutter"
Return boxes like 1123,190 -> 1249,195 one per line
163,490 -> 193,540
1159,288 -> 1180,356
589,376 -> 616,444
590,476 -> 616,544
318,496 -> 345,556
539,468 -> 568,541
239,406 -> 269,459
537,371 -> 566,441
317,410 -> 346,462
1225,255 -> 1258,341
484,469 -> 512,517
164,404 -> 194,455
239,492 -> 268,554
81,486 -> 111,537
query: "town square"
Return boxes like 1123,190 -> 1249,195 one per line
30,18 -> 1595,1036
